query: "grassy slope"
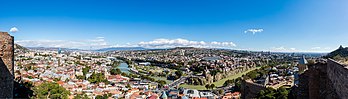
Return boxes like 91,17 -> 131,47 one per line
151,76 -> 173,84
179,67 -> 260,90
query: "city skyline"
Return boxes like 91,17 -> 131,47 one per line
1,0 -> 348,52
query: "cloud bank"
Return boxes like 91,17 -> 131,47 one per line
15,38 -> 237,49
15,37 -> 109,49
138,38 -> 236,49
244,28 -> 263,34
270,46 -> 296,52
10,27 -> 18,33
270,46 -> 332,52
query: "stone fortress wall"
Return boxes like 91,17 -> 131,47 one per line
298,59 -> 347,99
0,32 -> 14,98
326,59 -> 348,98
241,58 -> 348,99
241,79 -> 266,99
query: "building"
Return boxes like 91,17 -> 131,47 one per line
183,89 -> 200,98
298,55 -> 308,72
0,32 -> 14,98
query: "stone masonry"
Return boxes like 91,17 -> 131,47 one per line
297,59 -> 348,99
0,32 -> 14,98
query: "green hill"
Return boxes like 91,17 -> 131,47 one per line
14,44 -> 29,52
326,45 -> 348,59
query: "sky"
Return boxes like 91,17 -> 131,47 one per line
1,0 -> 348,52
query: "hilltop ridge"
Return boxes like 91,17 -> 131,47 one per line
326,45 -> 348,59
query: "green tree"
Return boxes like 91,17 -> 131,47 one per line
82,66 -> 91,76
218,89 -> 224,95
276,87 -> 289,99
156,80 -> 167,88
110,68 -> 122,75
205,84 -> 210,90
210,70 -> 220,76
32,82 -> 70,99
74,93 -> 90,99
95,95 -> 108,99
126,84 -> 132,89
174,70 -> 183,79
210,84 -> 215,89
223,79 -> 234,87
88,72 -> 108,84
256,87 -> 289,99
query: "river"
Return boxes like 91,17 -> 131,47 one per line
117,62 -> 130,74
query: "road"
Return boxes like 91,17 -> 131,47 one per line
166,72 -> 193,88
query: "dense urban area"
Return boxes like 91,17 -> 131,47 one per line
1,32 -> 348,99
12,43 -> 333,99
2,0 -> 348,99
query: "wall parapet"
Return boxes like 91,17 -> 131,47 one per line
326,58 -> 348,98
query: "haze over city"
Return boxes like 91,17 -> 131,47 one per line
1,0 -> 348,52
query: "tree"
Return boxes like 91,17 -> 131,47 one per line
218,89 -> 224,95
95,95 -> 108,99
210,84 -> 215,89
110,68 -> 122,75
88,72 -> 108,84
126,84 -> 132,89
210,70 -> 220,76
175,70 -> 183,79
223,79 -> 234,87
76,75 -> 85,80
256,87 -> 289,99
256,88 -> 276,99
276,87 -> 289,99
205,84 -> 210,90
82,66 -> 91,76
32,82 -> 70,99
156,80 -> 167,88
74,93 -> 90,99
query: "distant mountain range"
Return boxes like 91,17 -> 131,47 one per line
94,47 -> 147,52
26,47 -> 82,51
19,45 -> 148,52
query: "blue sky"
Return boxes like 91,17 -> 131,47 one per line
1,0 -> 348,52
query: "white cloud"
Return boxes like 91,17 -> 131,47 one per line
311,47 -> 331,50
138,38 -> 236,49
311,47 -> 321,50
10,27 -> 18,33
15,38 -> 237,49
270,46 -> 297,52
269,46 -> 332,52
244,28 -> 263,34
15,37 -> 109,49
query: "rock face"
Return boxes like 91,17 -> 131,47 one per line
0,32 -> 14,98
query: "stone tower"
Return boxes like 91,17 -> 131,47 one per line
298,55 -> 308,72
0,32 -> 14,98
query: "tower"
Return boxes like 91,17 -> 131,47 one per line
298,55 -> 308,72
57,48 -> 62,67
0,32 -> 14,98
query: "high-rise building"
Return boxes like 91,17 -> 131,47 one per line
0,32 -> 14,98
